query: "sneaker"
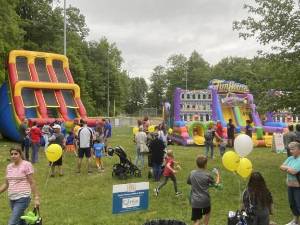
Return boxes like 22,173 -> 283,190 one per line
175,191 -> 182,196
285,220 -> 298,225
154,188 -> 159,196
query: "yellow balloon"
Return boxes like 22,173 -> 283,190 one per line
222,151 -> 240,172
237,158 -> 253,178
168,128 -> 173,134
148,125 -> 155,133
46,144 -> 62,162
133,127 -> 139,134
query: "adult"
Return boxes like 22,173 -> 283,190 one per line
157,123 -> 168,147
280,142 -> 300,225
42,122 -> 52,150
29,122 -> 41,164
103,119 -> 112,151
242,172 -> 273,225
94,120 -> 104,141
149,133 -> 165,181
215,121 -> 223,141
0,147 -> 40,225
77,120 -> 94,173
73,120 -> 81,150
143,116 -> 150,133
245,120 -> 253,138
134,126 -> 148,169
283,125 -> 297,157
48,124 -> 65,177
227,119 -> 235,147
20,119 -> 30,161
295,124 -> 300,143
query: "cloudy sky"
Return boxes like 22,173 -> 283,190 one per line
66,0 -> 263,78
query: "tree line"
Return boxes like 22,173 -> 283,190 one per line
0,0 -> 299,116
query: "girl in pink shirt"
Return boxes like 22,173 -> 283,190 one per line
0,147 -> 40,225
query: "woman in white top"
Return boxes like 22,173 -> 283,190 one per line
134,127 -> 148,169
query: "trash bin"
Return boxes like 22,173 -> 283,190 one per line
143,219 -> 187,225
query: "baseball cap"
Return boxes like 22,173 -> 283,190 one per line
53,124 -> 61,129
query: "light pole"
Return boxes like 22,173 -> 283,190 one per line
185,65 -> 188,90
107,53 -> 110,117
63,0 -> 66,55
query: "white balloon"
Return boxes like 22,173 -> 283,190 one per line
234,134 -> 253,157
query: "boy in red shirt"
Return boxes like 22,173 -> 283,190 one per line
154,149 -> 182,196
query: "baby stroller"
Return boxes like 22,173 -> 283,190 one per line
108,146 -> 142,179
228,210 -> 250,225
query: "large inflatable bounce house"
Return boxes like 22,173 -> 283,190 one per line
0,50 -> 101,142
170,79 -> 287,146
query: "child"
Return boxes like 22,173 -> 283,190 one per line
204,125 -> 215,159
93,139 -> 105,172
219,138 -> 227,156
187,155 -> 220,225
154,149 -> 182,196
65,132 -> 76,153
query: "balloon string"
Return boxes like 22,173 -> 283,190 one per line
44,162 -> 53,189
238,175 -> 241,209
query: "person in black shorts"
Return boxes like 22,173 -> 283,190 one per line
187,155 -> 220,225
77,120 -> 94,173
48,124 -> 65,177
227,119 -> 235,148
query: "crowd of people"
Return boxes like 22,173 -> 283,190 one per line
0,118 -> 112,224
0,115 -> 299,225
132,117 -> 300,225
202,118 -> 253,160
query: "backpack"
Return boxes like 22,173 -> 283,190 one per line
204,130 -> 213,141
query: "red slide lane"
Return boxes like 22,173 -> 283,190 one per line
28,64 -> 48,119
64,68 -> 74,83
47,65 -> 69,120
75,98 -> 87,119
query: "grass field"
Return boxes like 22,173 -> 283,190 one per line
0,127 -> 292,225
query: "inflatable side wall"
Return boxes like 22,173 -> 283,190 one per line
0,50 -> 101,141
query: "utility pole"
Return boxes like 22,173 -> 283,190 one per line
185,65 -> 188,90
63,0 -> 66,55
107,53 -> 110,117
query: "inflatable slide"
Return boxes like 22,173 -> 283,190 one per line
0,50 -> 100,141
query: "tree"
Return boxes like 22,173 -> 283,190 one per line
125,77 -> 148,115
165,54 -> 188,102
147,66 -> 167,111
233,0 -> 300,113
186,51 -> 212,89
0,0 -> 24,82
233,0 -> 300,53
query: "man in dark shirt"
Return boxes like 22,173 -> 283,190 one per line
283,124 -> 297,157
227,119 -> 235,147
245,120 -> 253,138
149,134 -> 165,181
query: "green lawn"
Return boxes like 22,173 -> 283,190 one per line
0,127 -> 292,225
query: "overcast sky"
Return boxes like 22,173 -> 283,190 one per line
66,0 -> 263,78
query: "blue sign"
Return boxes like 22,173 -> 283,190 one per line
112,182 -> 149,214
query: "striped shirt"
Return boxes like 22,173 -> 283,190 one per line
6,160 -> 33,200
